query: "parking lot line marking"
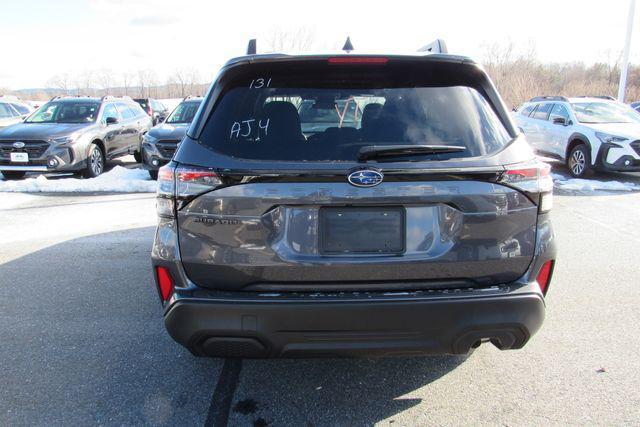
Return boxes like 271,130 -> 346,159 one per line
204,358 -> 243,427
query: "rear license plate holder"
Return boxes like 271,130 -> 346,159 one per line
319,207 -> 405,255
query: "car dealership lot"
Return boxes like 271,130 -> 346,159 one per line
1,171 -> 639,426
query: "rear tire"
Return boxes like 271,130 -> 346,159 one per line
567,144 -> 592,178
133,149 -> 143,163
148,170 -> 158,180
83,143 -> 105,178
1,171 -> 26,180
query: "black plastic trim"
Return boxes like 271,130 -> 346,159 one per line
164,283 -> 545,358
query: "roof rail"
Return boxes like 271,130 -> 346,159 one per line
529,96 -> 569,102
418,39 -> 448,54
572,95 -> 616,100
100,95 -> 132,102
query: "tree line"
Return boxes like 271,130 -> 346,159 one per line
2,67 -> 209,101
482,42 -> 640,108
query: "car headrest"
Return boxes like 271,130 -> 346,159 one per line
361,103 -> 383,129
261,101 -> 304,141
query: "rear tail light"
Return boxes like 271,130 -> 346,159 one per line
176,168 -> 221,199
156,163 -> 221,218
500,162 -> 553,213
536,260 -> 554,294
156,165 -> 175,217
156,266 -> 174,301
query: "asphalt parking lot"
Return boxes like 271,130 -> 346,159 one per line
1,168 -> 640,426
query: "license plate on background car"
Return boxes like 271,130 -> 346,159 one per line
319,207 -> 405,254
10,152 -> 28,163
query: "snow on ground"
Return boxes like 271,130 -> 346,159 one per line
0,166 -> 157,193
552,173 -> 640,192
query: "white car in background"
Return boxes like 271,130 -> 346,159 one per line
514,96 -> 640,178
0,96 -> 34,129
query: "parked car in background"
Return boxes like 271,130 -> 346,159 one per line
514,96 -> 640,177
630,101 -> 640,113
142,96 -> 203,179
0,95 -> 152,180
134,98 -> 168,125
0,96 -> 34,129
152,48 -> 556,359
298,97 -> 363,133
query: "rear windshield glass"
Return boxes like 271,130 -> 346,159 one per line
198,68 -> 511,162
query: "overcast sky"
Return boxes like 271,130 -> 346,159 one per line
1,0 -> 637,89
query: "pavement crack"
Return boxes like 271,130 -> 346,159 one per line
204,358 -> 243,427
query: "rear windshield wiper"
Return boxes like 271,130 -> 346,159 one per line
357,144 -> 467,161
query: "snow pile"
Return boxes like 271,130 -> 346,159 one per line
0,166 -> 157,193
552,173 -> 640,192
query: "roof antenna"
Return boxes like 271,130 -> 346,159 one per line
246,39 -> 257,55
342,36 -> 354,53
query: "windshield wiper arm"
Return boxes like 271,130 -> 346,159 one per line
357,144 -> 467,161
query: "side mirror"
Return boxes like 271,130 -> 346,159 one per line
552,117 -> 567,126
105,116 -> 119,125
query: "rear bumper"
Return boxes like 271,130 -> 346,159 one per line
164,283 -> 545,358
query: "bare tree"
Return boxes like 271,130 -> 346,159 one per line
73,70 -> 95,96
96,68 -> 115,95
186,68 -> 201,95
46,73 -> 72,95
121,72 -> 135,96
169,69 -> 188,97
137,69 -> 156,98
265,27 -> 316,53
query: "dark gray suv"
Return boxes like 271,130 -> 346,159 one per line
152,52 -> 557,358
0,96 -> 152,179
142,96 -> 203,179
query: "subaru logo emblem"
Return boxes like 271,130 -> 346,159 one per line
12,141 -> 25,149
348,169 -> 383,187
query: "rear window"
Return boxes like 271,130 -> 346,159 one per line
10,103 -> 30,115
134,99 -> 148,110
198,66 -> 511,162
532,103 -> 552,120
0,103 -> 15,118
520,104 -> 536,117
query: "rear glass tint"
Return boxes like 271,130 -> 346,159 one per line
198,66 -> 511,162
